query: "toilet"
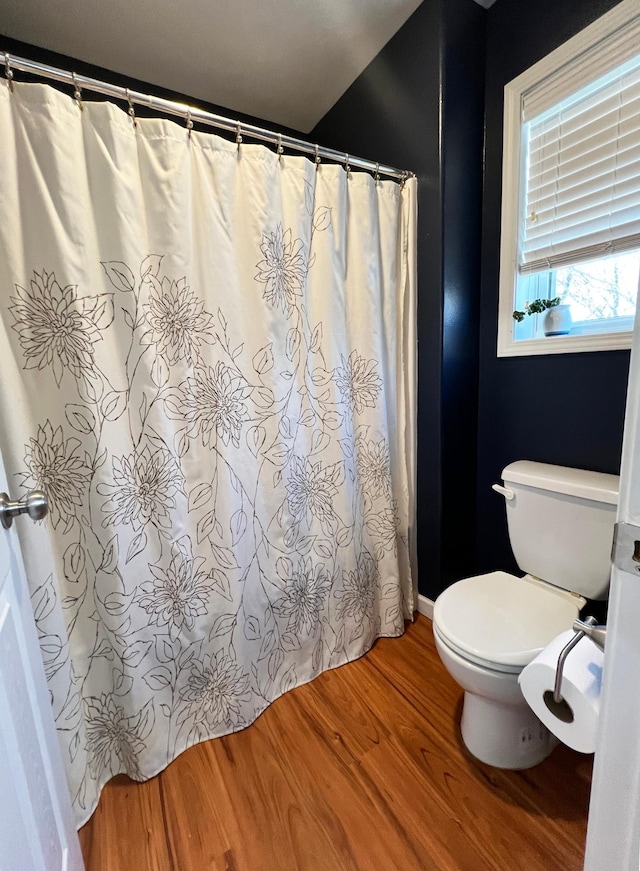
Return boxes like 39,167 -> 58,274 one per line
433,460 -> 619,769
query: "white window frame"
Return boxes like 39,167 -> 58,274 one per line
497,0 -> 640,358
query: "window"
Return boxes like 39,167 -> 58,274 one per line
497,0 -> 640,356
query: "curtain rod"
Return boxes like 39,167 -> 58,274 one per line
2,51 -> 414,183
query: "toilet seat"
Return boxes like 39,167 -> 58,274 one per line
433,571 -> 584,672
433,622 -> 524,674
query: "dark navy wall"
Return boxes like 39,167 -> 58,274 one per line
476,0 -> 631,578
439,7 -> 485,592
313,0 -> 486,600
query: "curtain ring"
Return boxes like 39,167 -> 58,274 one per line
4,53 -> 14,92
374,163 -> 381,185
314,143 -> 321,170
276,133 -> 284,161
125,88 -> 137,127
186,108 -> 193,138
236,123 -> 242,152
72,72 -> 83,111
400,170 -> 408,190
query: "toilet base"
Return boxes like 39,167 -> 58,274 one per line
460,691 -> 559,769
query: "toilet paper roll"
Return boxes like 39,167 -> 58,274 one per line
518,630 -> 604,753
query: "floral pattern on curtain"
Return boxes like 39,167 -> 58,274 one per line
0,82 -> 417,826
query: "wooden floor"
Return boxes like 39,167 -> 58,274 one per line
79,615 -> 592,871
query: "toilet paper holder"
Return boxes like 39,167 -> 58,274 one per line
573,618 -> 607,652
552,615 -> 606,705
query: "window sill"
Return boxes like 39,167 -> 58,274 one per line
497,330 -> 633,357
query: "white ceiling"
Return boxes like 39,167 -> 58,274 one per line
0,0 -> 493,133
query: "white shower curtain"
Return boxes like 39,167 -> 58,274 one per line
0,81 -> 416,826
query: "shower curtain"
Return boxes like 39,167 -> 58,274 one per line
0,81 -> 416,827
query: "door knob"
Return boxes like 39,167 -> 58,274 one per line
0,490 -> 48,529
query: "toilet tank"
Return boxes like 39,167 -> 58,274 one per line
500,461 -> 619,600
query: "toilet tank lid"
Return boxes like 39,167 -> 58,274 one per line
502,461 -> 619,505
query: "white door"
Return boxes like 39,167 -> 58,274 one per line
0,457 -> 83,870
584,306 -> 640,870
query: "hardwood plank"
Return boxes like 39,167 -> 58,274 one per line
177,714 -> 354,871
364,623 -> 591,869
259,683 -> 428,870
324,646 -> 573,870
79,774 -> 172,870
156,745 -> 236,871
359,625 -> 592,868
78,616 -> 591,871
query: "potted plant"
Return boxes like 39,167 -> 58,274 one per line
513,297 -> 572,336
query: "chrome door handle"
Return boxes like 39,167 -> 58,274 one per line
0,490 -> 48,529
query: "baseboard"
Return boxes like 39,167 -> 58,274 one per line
417,594 -> 434,620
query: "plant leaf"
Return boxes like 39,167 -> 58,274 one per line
101,391 -> 127,422
142,666 -> 173,691
252,343 -> 274,375
125,530 -> 147,564
197,510 -> 216,543
65,404 -> 96,435
230,509 -> 247,546
246,425 -> 267,457
188,483 -> 213,512
101,261 -> 135,293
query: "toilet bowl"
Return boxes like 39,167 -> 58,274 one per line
433,461 -> 619,769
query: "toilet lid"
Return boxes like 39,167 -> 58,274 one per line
433,571 -> 582,670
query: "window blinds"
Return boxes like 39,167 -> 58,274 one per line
519,52 -> 640,275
